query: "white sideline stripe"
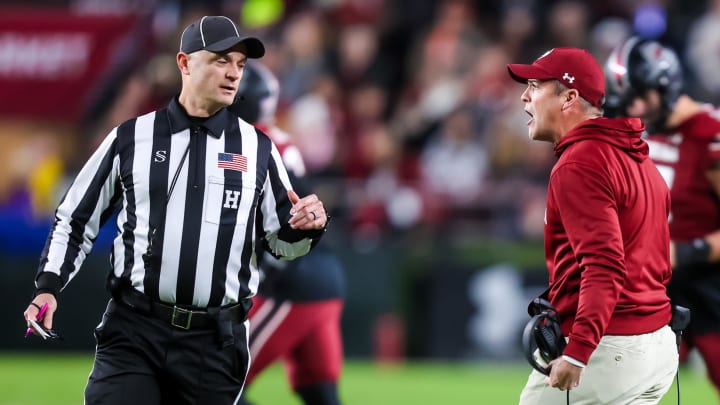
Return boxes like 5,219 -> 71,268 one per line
249,301 -> 292,358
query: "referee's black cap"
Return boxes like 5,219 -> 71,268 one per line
180,16 -> 265,58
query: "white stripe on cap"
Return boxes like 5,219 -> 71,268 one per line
179,25 -> 190,50
219,16 -> 240,36
199,16 -> 207,47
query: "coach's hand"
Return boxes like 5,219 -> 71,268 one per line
547,357 -> 582,391
288,190 -> 327,230
23,293 -> 57,332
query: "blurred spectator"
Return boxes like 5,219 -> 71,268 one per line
278,10 -> 329,103
334,24 -> 381,88
588,17 -> 632,63
70,0 -> 157,15
342,84 -> 390,179
498,4 -> 537,60
0,124 -> 68,254
286,73 -> 341,174
349,123 -> 404,229
419,106 -> 488,209
390,0 -> 484,143
685,0 -> 720,104
546,1 -> 590,48
466,44 -> 516,122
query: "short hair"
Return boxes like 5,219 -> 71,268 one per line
553,80 -> 604,116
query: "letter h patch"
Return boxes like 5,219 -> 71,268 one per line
223,190 -> 241,209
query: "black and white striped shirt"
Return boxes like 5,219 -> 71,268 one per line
36,98 -> 319,307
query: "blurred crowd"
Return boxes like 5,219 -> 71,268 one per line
1,0 -> 719,251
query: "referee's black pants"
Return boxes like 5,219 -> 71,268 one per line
85,299 -> 249,405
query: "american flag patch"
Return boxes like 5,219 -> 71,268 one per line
218,152 -> 248,172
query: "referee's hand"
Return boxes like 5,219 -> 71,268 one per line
24,293 -> 57,332
288,190 -> 327,230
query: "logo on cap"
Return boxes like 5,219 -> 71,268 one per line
562,73 -> 575,84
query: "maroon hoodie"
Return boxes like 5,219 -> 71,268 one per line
545,117 -> 672,364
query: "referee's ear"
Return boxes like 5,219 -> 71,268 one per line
177,52 -> 191,76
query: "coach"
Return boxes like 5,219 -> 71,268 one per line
22,15 -> 328,405
509,48 -> 678,404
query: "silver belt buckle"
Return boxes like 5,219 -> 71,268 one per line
171,306 -> 192,329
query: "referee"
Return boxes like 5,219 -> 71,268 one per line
22,15 -> 329,405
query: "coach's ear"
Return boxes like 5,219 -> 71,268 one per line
561,88 -> 580,111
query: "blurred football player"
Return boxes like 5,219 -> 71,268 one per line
230,62 -> 346,405
605,36 -> 720,396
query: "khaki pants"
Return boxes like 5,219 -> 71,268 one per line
519,325 -> 678,405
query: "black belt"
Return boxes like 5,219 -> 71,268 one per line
115,287 -> 250,330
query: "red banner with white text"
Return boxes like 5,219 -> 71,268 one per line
0,9 -> 142,122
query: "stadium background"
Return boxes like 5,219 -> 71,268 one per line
0,0 -> 718,403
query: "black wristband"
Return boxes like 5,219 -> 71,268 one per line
675,238 -> 711,269
34,272 -> 63,298
33,288 -> 57,298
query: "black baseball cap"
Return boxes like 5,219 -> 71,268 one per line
179,16 -> 265,58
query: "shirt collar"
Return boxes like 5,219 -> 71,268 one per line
167,96 -> 229,138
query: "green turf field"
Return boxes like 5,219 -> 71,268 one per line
0,353 -> 715,404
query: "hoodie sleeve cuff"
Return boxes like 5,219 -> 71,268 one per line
34,272 -> 63,297
563,338 -> 596,365
562,355 -> 586,368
